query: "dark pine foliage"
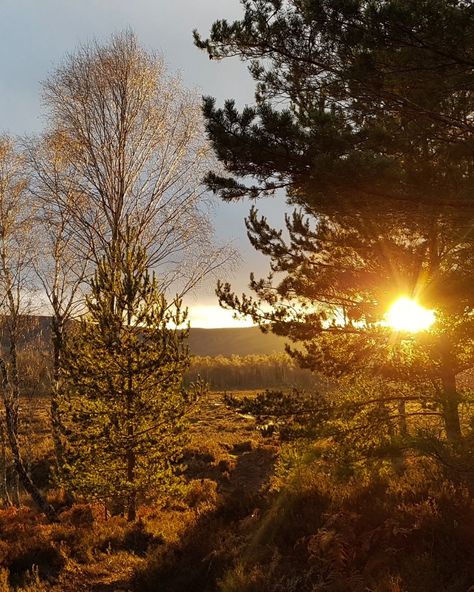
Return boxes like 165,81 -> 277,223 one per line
60,233 -> 198,521
195,0 -> 474,443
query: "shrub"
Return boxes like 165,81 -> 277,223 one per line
218,563 -> 267,592
59,504 -> 94,528
216,455 -> 474,592
184,479 -> 219,509
122,520 -> 164,556
0,569 -> 9,592
6,537 -> 64,586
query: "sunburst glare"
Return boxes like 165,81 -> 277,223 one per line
385,297 -> 436,333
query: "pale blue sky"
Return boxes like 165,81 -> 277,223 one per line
0,0 -> 287,326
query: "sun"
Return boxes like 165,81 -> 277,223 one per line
385,297 -> 435,333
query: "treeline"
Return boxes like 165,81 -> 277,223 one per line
14,347 -> 320,396
187,353 -> 317,390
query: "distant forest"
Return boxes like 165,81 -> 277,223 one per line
187,353 -> 316,390
17,346 -> 316,394
5,318 -> 300,394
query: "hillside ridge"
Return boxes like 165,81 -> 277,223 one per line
2,316 -> 286,357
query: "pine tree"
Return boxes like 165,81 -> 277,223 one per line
60,233 -> 196,521
195,0 -> 474,442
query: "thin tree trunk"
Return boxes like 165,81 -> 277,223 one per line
51,315 -> 65,470
428,227 -> 462,442
0,359 -> 57,521
11,470 -> 20,507
24,391 -> 34,478
126,298 -> 136,523
127,457 -> 136,522
398,400 -> 408,437
50,314 -> 75,506
6,319 -> 21,507
126,392 -> 137,520
4,406 -> 57,521
0,419 -> 12,506
440,370 -> 462,442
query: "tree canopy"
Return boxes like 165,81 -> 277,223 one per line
195,0 -> 474,211
196,0 -> 474,442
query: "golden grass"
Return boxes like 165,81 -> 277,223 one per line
1,390 -> 276,591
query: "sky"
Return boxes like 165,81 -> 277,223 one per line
0,0 -> 289,328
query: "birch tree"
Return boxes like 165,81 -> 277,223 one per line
27,132 -> 90,472
28,32 -> 233,485
39,31 -> 232,296
0,136 -> 55,519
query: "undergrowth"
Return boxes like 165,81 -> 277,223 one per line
215,451 -> 474,592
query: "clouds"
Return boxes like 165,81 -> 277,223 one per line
188,304 -> 254,328
0,0 -> 253,134
0,0 -> 287,315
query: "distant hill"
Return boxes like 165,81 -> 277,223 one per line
187,327 -> 286,357
3,317 -> 287,358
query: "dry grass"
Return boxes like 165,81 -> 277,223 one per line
0,391 -> 277,592
6,390 -> 474,592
